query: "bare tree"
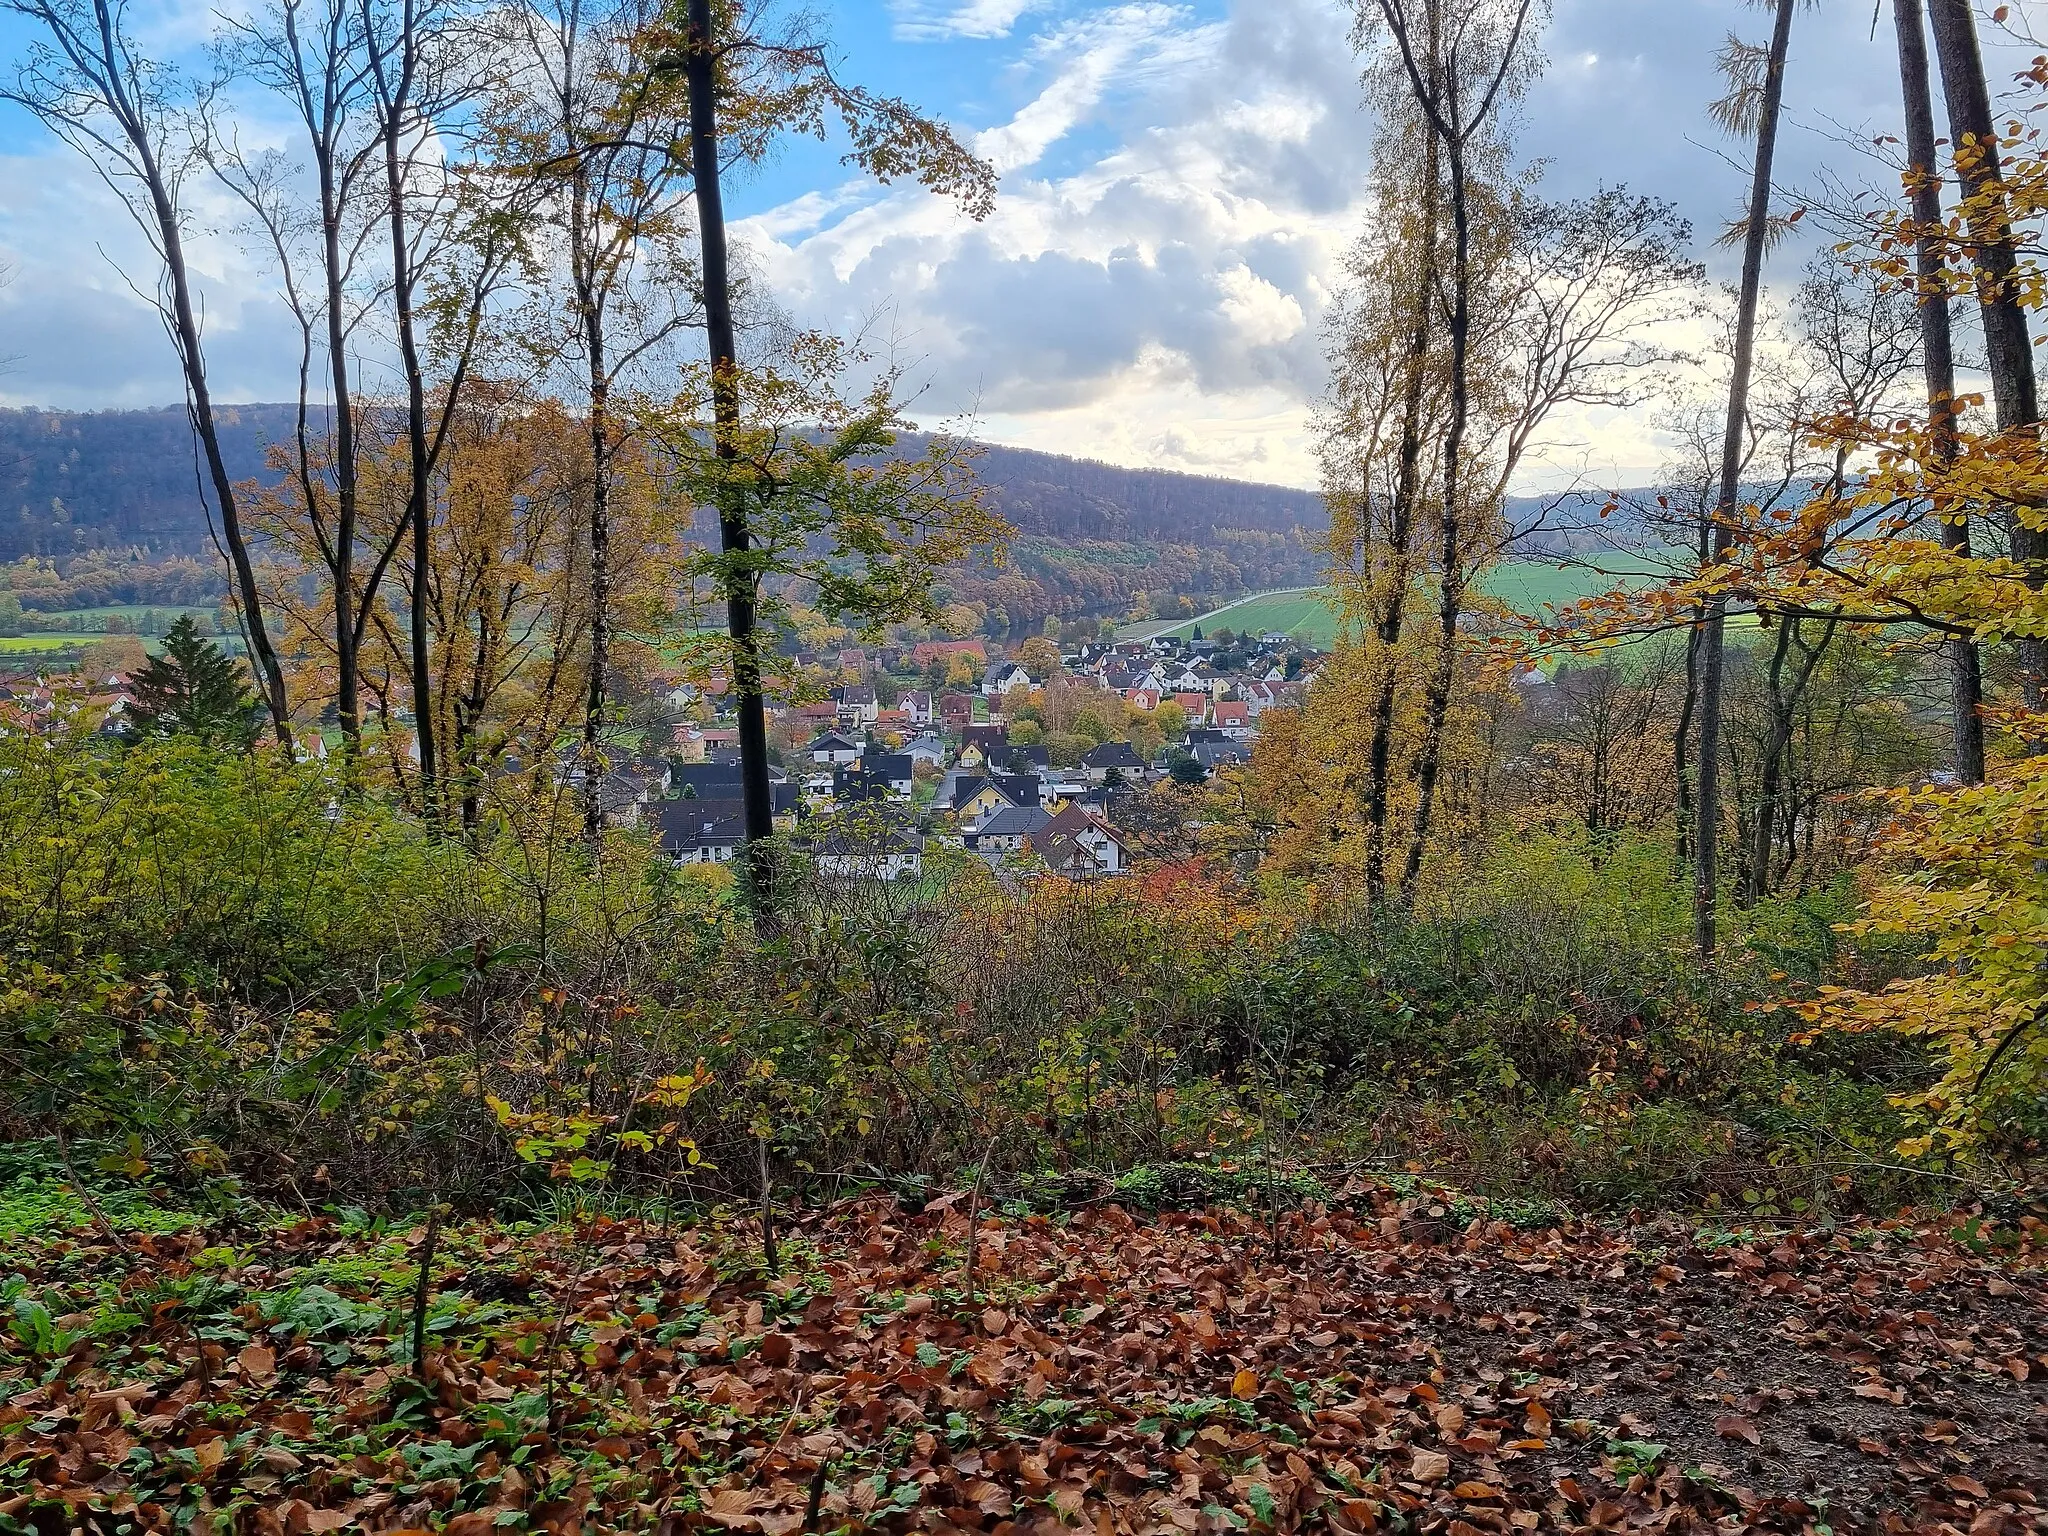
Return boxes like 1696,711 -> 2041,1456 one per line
3,0 -> 293,746
1693,0 -> 1795,963
492,0 -> 701,839
1893,0 -> 1985,783
208,0 -> 386,756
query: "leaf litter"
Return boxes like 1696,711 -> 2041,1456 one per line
0,1180 -> 2042,1534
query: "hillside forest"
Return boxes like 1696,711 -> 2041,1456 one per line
0,1 -> 2046,1534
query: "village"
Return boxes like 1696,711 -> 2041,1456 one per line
603,625 -> 1315,879
0,622 -> 1315,881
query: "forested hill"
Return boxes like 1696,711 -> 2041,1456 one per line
0,406 -> 1329,562
0,405 -> 294,559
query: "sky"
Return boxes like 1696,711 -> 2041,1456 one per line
0,0 -> 2038,493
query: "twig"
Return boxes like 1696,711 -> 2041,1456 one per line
51,1122 -> 128,1256
410,1205 -> 442,1384
962,1129 -> 1000,1306
757,1134 -> 780,1278
802,1460 -> 829,1532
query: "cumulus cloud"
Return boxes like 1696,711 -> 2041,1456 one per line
890,0 -> 1044,43
5,0 -> 2043,491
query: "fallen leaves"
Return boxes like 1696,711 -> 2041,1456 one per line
0,1187 -> 2039,1534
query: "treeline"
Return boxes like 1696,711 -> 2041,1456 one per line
0,408 -> 1326,575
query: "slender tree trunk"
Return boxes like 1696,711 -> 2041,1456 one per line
1675,613 -> 1700,869
319,128 -> 364,754
1400,120 -> 1472,904
373,6 -> 439,818
1896,0 -> 1986,782
684,0 -> 777,906
61,3 -> 295,746
574,165 -> 616,842
1926,0 -> 2046,716
1743,619 -> 1795,908
1363,131 -> 1438,906
1695,0 -> 1794,964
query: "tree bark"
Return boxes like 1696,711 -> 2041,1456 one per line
1695,0 -> 1794,964
371,0 -> 439,816
1897,0 -> 1986,782
1400,67 -> 1474,904
1362,128 -> 1438,906
684,0 -> 777,906
1926,0 -> 2046,715
14,0 -> 296,747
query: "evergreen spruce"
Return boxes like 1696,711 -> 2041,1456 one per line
124,615 -> 262,748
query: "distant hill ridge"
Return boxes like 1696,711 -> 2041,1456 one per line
0,405 -> 1331,563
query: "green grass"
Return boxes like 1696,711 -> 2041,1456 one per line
0,635 -> 80,654
1125,552 -> 1694,650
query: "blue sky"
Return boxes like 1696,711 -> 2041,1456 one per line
0,0 -> 2037,490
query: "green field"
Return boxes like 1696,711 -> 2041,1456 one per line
1128,553 -> 1689,649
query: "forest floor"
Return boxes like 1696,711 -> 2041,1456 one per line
1,1180 -> 2043,1535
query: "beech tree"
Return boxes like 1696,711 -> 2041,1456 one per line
665,0 -> 996,905
2,0 -> 293,747
1692,0 -> 1795,963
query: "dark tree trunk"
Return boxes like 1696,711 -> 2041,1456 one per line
372,0 -> 439,817
1695,0 -> 1794,963
1363,129 -> 1438,906
1926,0 -> 2046,716
1400,113 -> 1473,904
685,0 -> 777,905
1896,0 -> 1986,782
33,1 -> 296,746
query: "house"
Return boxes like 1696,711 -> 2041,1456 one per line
1124,687 -> 1162,713
986,743 -> 1049,777
911,638 -> 987,669
867,752 -> 917,799
594,759 -> 671,828
805,731 -> 862,766
1213,700 -> 1253,737
903,732 -> 948,768
1188,739 -> 1251,772
980,659 -> 1033,697
1173,691 -> 1210,725
1241,680 -> 1283,716
654,798 -> 747,864
965,804 -> 1053,854
1081,740 -> 1148,785
901,690 -> 935,726
991,771 -> 1042,810
951,774 -> 1016,827
1028,803 -> 1130,876
833,685 -> 880,727
810,823 -> 924,882
940,692 -> 975,731
873,707 -> 912,737
962,722 -> 1009,756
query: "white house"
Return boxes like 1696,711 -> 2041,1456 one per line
980,660 -> 1033,697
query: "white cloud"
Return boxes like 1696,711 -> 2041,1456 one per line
890,0 -> 1044,43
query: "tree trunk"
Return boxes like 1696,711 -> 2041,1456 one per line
373,7 -> 439,818
1896,0 -> 1986,782
1363,135 -> 1437,905
1695,0 -> 1794,964
1400,117 -> 1473,904
684,0 -> 777,907
574,162 -> 616,843
1926,0 -> 2046,715
47,1 -> 296,747
1674,618 -> 1699,869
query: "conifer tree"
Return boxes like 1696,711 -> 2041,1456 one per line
125,616 -> 261,749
